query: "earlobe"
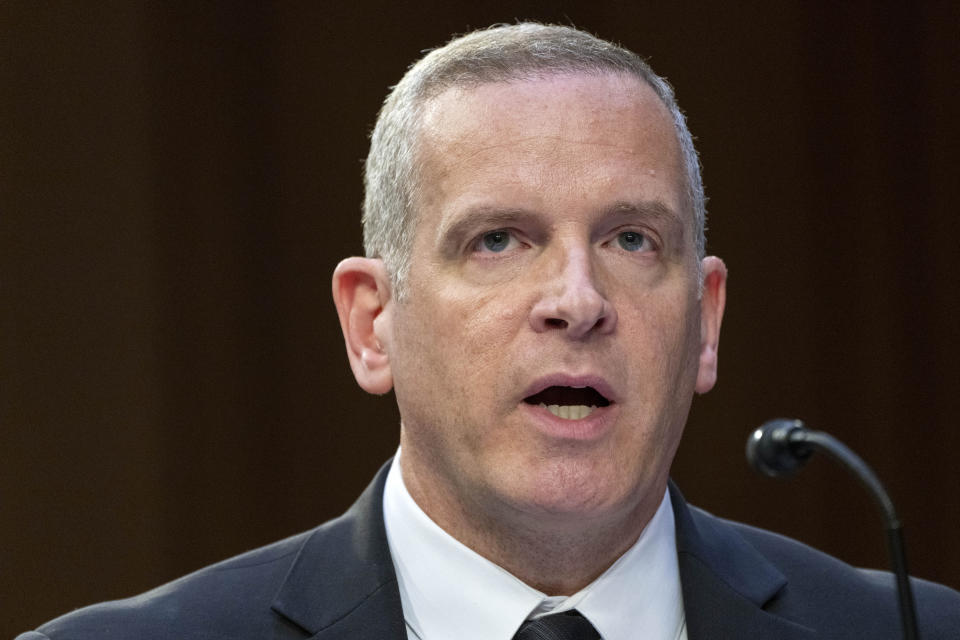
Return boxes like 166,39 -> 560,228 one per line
695,256 -> 727,394
331,257 -> 394,395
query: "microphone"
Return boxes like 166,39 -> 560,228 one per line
746,419 -> 919,640
745,418 -> 812,477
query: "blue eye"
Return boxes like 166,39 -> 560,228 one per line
481,230 -> 511,252
617,231 -> 647,252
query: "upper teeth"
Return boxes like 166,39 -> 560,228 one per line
539,403 -> 597,420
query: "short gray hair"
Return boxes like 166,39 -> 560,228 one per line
363,23 -> 706,298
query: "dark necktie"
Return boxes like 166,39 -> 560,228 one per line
512,610 -> 602,640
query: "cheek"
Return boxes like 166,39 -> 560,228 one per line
434,278 -> 526,346
618,290 -> 702,395
395,285 -> 526,402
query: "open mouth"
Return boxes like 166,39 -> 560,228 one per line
523,386 -> 611,420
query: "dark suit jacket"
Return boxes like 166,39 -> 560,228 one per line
18,463 -> 960,639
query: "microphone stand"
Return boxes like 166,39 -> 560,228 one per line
748,420 -> 919,640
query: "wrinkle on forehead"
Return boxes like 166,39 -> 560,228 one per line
440,135 -> 640,164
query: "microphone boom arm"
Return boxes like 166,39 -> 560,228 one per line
747,420 -> 919,640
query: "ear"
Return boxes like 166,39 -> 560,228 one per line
695,256 -> 727,394
331,257 -> 394,395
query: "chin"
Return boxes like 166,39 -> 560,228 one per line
503,460 -> 643,521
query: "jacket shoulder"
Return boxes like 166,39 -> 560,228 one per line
22,463 -> 398,640
26,529 -> 317,640
697,507 -> 960,637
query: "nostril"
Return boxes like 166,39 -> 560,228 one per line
546,318 -> 568,329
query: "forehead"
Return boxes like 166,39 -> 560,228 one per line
412,72 -> 688,234
418,72 -> 680,165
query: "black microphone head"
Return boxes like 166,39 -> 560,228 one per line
746,418 -> 812,478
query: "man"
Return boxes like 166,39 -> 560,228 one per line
19,22 -> 960,640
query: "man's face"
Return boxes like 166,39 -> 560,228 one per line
384,73 -> 722,532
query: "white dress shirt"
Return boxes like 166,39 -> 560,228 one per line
383,450 -> 687,640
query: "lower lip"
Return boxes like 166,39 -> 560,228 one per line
519,402 -> 617,441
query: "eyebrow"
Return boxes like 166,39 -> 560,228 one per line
601,200 -> 685,233
601,200 -> 687,254
436,206 -> 546,255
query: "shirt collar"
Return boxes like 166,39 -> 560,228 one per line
383,450 -> 685,640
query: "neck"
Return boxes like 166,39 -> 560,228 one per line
399,451 -> 661,595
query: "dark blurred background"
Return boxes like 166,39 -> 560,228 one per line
3,2 -> 959,635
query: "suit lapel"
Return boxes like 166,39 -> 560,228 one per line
271,462 -> 407,640
670,482 -> 816,640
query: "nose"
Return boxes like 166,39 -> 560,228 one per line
529,244 -> 617,339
